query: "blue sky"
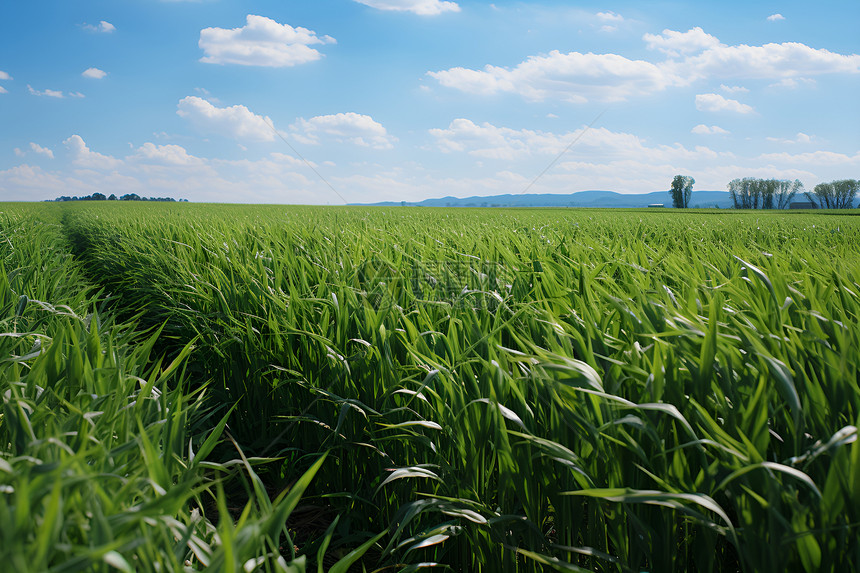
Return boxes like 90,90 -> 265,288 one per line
1,0 -> 858,204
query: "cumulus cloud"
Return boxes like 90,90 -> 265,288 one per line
199,15 -> 335,67
429,119 -> 734,164
430,28 -> 860,104
595,11 -> 623,32
131,143 -> 207,166
0,86 -> 6,94
429,51 -> 681,103
430,119 -> 576,159
177,96 -> 276,141
84,21 -> 115,33
680,42 -> 860,81
692,124 -> 729,135
643,27 -> 721,57
720,84 -> 748,94
767,14 -> 785,21
695,93 -> 754,114
291,112 -> 396,149
0,71 -> 10,80
63,135 -> 122,170
82,67 -> 107,79
28,85 -> 65,98
766,132 -> 814,145
29,142 -> 54,158
352,0 -> 460,15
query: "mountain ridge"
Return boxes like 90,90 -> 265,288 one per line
355,190 -> 735,208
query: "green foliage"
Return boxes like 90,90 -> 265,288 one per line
0,207 -> 335,572
807,179 -> 859,209
727,178 -> 805,209
670,175 -> 694,208
4,202 -> 860,572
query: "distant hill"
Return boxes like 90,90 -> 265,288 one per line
357,190 -> 735,209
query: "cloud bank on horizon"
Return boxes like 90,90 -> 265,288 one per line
0,0 -> 858,204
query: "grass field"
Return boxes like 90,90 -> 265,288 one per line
2,202 -> 860,572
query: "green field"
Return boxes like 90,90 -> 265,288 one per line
2,202 -> 860,572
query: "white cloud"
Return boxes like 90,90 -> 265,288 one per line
84,21 -> 116,33
431,119 -> 576,159
0,71 -> 10,80
692,124 -> 729,135
766,132 -> 814,145
29,142 -> 54,159
720,84 -> 749,94
596,11 -> 623,22
130,143 -> 206,166
430,29 -> 860,104
177,96 -> 276,141
69,92 -> 86,98
429,51 -> 682,103
429,119 -> 734,164
199,15 -> 335,67
14,148 -> 25,157
2,129 -> 856,204
63,135 -> 123,170
0,86 -> 7,94
595,11 -> 623,31
758,150 -> 860,165
695,93 -> 754,114
352,0 -> 460,15
643,27 -> 721,57
291,112 -> 396,149
680,42 -> 860,81
769,77 -> 816,89
767,14 -> 785,22
82,67 -> 107,79
28,85 -> 65,98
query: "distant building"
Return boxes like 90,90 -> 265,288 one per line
647,203 -> 664,208
789,201 -> 817,209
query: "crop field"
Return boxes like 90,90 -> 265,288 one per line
2,202 -> 860,572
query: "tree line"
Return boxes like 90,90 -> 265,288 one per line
670,175 -> 859,209
48,193 -> 188,202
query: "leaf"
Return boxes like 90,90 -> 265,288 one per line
716,462 -> 822,499
375,466 -> 441,496
103,551 -> 134,573
734,256 -> 777,303
328,530 -> 387,573
470,398 -> 525,429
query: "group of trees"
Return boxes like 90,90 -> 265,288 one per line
50,193 -> 187,202
726,178 -> 804,209
670,175 -> 858,209
806,179 -> 859,209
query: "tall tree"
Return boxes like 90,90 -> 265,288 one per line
833,179 -> 859,209
728,178 -> 754,209
774,179 -> 803,209
670,175 -> 695,208
808,183 -> 836,209
760,179 -> 776,209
